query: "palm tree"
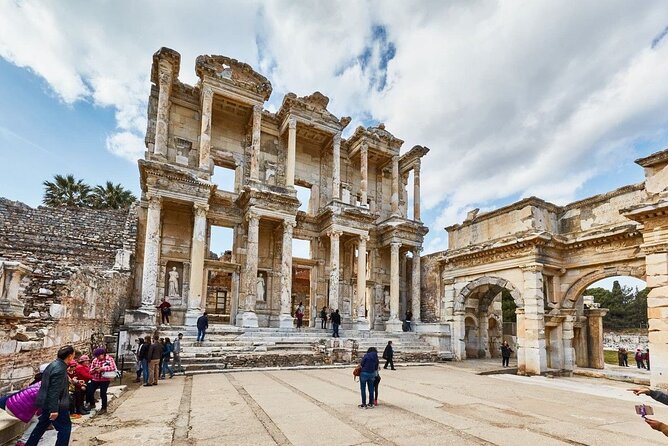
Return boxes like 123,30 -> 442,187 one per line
42,174 -> 92,207
91,181 -> 136,209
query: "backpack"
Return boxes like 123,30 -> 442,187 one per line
353,365 -> 362,381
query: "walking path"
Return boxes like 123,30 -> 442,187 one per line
67,365 -> 667,446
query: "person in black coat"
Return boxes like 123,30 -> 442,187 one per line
197,312 -> 209,342
501,340 -> 513,367
26,345 -> 75,446
382,341 -> 395,370
331,309 -> 341,338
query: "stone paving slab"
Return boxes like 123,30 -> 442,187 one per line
66,366 -> 668,445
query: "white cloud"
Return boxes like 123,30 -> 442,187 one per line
2,0 -> 668,254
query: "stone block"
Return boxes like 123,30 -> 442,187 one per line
49,303 -> 66,319
18,341 -> 41,351
0,340 -> 17,354
38,288 -> 53,296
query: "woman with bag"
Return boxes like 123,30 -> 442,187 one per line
88,348 -> 117,415
358,347 -> 379,409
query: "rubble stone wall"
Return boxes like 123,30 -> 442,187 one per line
0,198 -> 138,393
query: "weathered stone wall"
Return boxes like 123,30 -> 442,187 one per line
0,198 -> 138,393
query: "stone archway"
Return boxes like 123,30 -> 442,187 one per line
562,265 -> 646,309
456,276 -> 523,311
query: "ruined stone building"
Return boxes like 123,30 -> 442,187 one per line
125,48 -> 428,333
422,150 -> 668,387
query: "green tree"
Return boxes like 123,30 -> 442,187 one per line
42,174 -> 92,207
91,181 -> 136,209
587,281 -> 649,329
501,290 -> 517,322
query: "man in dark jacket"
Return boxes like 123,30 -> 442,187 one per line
331,309 -> 341,338
197,312 -> 209,343
138,336 -> 151,384
26,345 -> 75,446
146,335 -> 162,386
383,341 -> 395,370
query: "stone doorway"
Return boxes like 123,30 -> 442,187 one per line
205,270 -> 233,324
291,265 -> 311,326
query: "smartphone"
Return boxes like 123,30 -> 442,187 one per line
635,404 -> 654,417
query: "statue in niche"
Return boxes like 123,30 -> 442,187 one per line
383,290 -> 390,313
256,275 -> 265,301
168,267 -> 180,297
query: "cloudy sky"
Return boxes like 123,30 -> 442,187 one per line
1,1 -> 668,268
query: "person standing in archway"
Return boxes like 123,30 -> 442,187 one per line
501,340 -> 513,368
636,349 -> 646,369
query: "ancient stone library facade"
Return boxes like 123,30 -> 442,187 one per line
4,46 -> 668,390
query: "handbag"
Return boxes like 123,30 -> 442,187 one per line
353,364 -> 362,381
102,370 -> 120,379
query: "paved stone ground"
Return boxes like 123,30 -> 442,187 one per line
69,365 -> 668,446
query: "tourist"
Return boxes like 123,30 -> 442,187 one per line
138,336 -> 151,384
88,348 -> 117,415
295,302 -> 305,330
157,297 -> 172,325
25,345 -> 75,446
645,348 -> 651,371
197,312 -> 209,343
133,338 -> 144,382
320,306 -> 328,329
0,368 -> 42,429
67,360 -> 88,417
403,310 -> 413,332
158,338 -> 165,373
636,349 -> 646,369
331,309 -> 341,338
77,355 -> 95,409
161,337 -> 175,379
173,333 -> 183,374
501,341 -> 513,368
147,335 -> 162,385
621,348 -> 629,367
617,347 -> 624,366
382,341 -> 395,370
5,364 -> 48,446
629,387 -> 668,437
358,347 -> 379,409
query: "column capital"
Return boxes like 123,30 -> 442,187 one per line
193,203 -> 209,216
359,234 -> 370,243
327,229 -> 343,239
412,246 -> 422,255
361,142 -> 368,154
414,159 -> 421,173
246,211 -> 260,224
283,219 -> 296,229
288,116 -> 297,129
521,263 -> 544,273
252,104 -> 262,114
146,193 -> 162,209
201,84 -> 214,101
333,131 -> 341,145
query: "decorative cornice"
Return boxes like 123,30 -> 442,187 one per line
636,148 -> 668,168
195,54 -> 272,101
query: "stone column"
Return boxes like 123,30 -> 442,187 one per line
141,195 -> 162,308
279,220 -> 296,328
356,235 -> 369,329
515,308 -> 526,370
250,105 -> 262,180
332,132 -> 341,200
452,311 -> 466,360
360,143 -> 368,207
0,261 -> 31,317
413,162 -> 421,221
391,155 -> 399,216
199,85 -> 213,170
646,252 -> 668,387
562,309 -> 576,372
411,247 -> 421,329
521,265 -> 547,375
241,213 -> 260,327
286,117 -> 296,187
479,311 -> 490,358
328,230 -> 342,311
154,60 -> 173,157
399,252 -> 407,318
585,308 -> 608,369
186,203 -> 208,326
386,242 -> 402,332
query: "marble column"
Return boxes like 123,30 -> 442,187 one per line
241,213 -> 259,327
141,195 -> 162,309
199,85 -> 214,170
520,265 -> 547,375
453,311 -> 466,360
279,220 -> 296,328
413,163 -> 421,221
332,132 -> 341,200
0,261 -> 31,317
356,235 -> 369,329
515,308 -> 526,371
386,242 -> 402,332
186,203 -> 208,326
411,247 -> 421,329
645,252 -> 668,387
585,308 -> 608,369
286,117 -> 296,187
360,143 -> 368,207
154,60 -> 173,157
328,230 -> 342,311
249,105 -> 262,180
562,309 -> 577,372
391,155 -> 399,216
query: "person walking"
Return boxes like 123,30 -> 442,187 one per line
197,312 -> 209,343
161,338 -> 175,379
157,297 -> 172,325
636,348 -> 646,369
645,348 -> 651,371
331,309 -> 341,338
25,345 -> 75,446
501,340 -> 513,368
382,341 -> 395,370
621,348 -> 629,367
88,348 -> 117,415
295,302 -> 305,330
147,335 -> 162,386
138,336 -> 151,384
133,338 -> 144,383
617,347 -> 623,366
320,306 -> 328,329
358,347 -> 379,409
173,333 -> 183,374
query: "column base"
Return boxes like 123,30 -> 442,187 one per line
123,307 -> 157,328
184,309 -> 202,327
241,311 -> 259,328
385,318 -> 402,333
279,314 -> 294,329
356,317 -> 370,331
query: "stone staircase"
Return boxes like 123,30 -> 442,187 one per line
156,325 -> 441,375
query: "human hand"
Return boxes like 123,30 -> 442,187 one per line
645,418 -> 663,430
49,412 -> 58,420
628,387 -> 651,396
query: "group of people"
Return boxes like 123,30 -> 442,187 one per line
616,347 -> 650,369
135,333 -> 182,385
319,306 -> 343,337
0,345 -> 118,446
356,341 -> 397,409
